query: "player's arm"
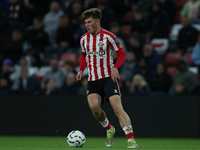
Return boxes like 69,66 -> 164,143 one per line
76,52 -> 87,82
111,36 -> 126,82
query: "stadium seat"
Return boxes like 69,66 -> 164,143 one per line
151,38 -> 169,55
59,53 -> 78,67
189,67 -> 198,74
165,53 -> 182,66
167,67 -> 178,78
183,53 -> 194,65
29,67 -> 39,76
121,25 -> 132,37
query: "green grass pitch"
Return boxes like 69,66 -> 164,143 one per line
0,136 -> 200,150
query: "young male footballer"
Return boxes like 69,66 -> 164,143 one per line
76,8 -> 138,148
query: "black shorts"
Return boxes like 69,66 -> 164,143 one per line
87,77 -> 121,103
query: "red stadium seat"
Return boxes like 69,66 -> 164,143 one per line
121,25 -> 132,37
165,53 -> 182,66
183,53 -> 194,65
167,67 -> 178,78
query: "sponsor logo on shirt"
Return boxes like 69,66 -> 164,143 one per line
86,51 -> 106,55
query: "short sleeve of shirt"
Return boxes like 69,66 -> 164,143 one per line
109,35 -> 122,52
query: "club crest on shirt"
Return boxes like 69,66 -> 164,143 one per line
98,41 -> 104,47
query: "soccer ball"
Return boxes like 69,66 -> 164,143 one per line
67,130 -> 86,148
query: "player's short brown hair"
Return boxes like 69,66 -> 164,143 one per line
82,8 -> 102,21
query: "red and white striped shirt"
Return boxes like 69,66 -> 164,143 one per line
79,28 -> 126,81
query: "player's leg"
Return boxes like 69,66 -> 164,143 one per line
87,93 -> 115,147
87,93 -> 105,122
109,95 -> 138,148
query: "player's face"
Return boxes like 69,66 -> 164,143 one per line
84,17 -> 100,34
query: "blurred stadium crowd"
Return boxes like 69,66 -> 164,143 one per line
0,0 -> 200,96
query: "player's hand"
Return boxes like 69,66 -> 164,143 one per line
76,71 -> 83,82
111,67 -> 120,83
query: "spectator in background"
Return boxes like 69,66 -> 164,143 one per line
97,0 -> 117,30
68,1 -> 82,30
135,0 -> 153,16
63,60 -> 77,75
0,76 -> 14,95
145,1 -> 169,41
59,0 -> 73,14
77,75 -> 88,95
82,0 -> 97,11
0,28 -> 24,64
131,10 -> 146,35
8,0 -> 26,28
174,80 -> 189,95
22,42 -> 42,67
107,0 -> 131,20
16,68 -> 40,95
0,8 -> 9,42
159,0 -> 176,25
133,58 -> 154,85
191,31 -> 200,73
129,74 -> 149,95
45,15 -> 74,54
56,15 -> 74,51
41,59 -> 65,89
0,59 -> 13,85
128,33 -> 145,60
10,57 -> 30,90
181,0 -> 200,23
177,17 -> 198,53
169,58 -> 199,95
23,16 -> 49,53
22,0 -> 51,26
44,1 -> 64,44
142,43 -> 161,70
149,63 -> 172,94
59,72 -> 80,95
41,78 -> 57,95
110,22 -> 128,52
120,51 -> 137,82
